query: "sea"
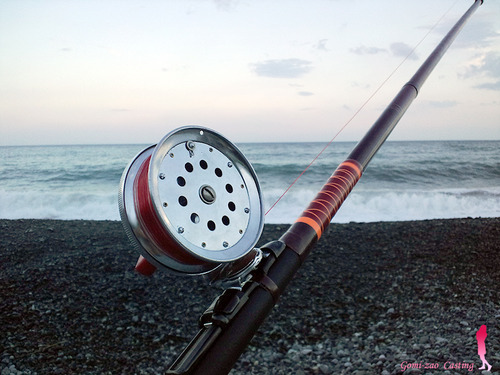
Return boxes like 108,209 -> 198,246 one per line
0,141 -> 499,224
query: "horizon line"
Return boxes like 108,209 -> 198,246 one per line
1,138 -> 499,148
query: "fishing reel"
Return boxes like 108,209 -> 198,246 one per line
119,126 -> 265,283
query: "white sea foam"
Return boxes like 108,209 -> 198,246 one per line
0,190 -> 120,221
263,188 -> 500,224
1,142 -> 499,223
2,187 -> 498,223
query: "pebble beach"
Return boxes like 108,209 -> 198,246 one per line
1,218 -> 499,374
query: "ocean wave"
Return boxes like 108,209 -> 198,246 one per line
1,186 -> 498,224
1,142 -> 499,223
256,162 -> 500,191
0,190 -> 120,221
263,187 -> 500,224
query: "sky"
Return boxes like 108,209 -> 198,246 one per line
1,0 -> 499,146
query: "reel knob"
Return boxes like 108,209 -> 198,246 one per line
119,126 -> 264,281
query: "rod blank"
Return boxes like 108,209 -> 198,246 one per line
166,1 -> 484,374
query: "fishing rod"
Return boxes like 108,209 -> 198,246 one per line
118,1 -> 484,374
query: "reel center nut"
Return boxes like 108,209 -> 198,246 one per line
200,185 -> 216,205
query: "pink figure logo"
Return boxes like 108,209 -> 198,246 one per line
476,325 -> 492,372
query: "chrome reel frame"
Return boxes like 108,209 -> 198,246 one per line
119,126 -> 265,282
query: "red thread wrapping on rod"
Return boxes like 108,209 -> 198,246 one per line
295,160 -> 362,239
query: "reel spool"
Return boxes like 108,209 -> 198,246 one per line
119,126 -> 265,282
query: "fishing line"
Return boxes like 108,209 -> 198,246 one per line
264,0 -> 461,217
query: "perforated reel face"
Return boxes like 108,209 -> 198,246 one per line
120,126 -> 264,277
152,141 -> 253,253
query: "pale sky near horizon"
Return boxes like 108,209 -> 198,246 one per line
1,0 -> 499,146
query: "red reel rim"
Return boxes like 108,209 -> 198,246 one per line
119,145 -> 217,275
133,154 -> 207,266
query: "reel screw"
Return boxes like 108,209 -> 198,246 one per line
186,141 -> 195,157
244,208 -> 250,214
178,227 -> 185,234
159,173 -> 166,180
227,162 -> 233,168
223,241 -> 229,248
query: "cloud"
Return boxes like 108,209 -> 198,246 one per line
473,52 -> 500,77
351,43 -> 419,60
298,91 -> 314,96
461,52 -> 500,90
475,81 -> 500,91
186,0 -> 238,14
435,17 -> 500,49
316,39 -> 329,51
251,58 -> 313,78
350,45 -> 387,55
426,100 -> 458,108
351,81 -> 370,89
213,0 -> 238,11
390,42 -> 418,60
